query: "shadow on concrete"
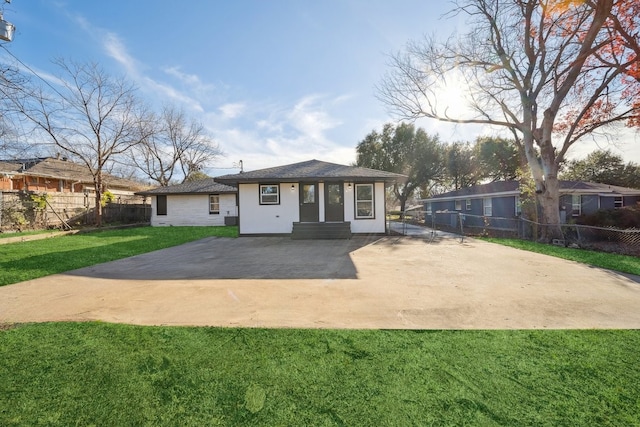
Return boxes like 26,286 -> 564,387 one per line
66,236 -> 383,280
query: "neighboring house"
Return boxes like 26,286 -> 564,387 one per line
0,157 -> 145,195
136,179 -> 238,227
215,159 -> 405,237
422,180 -> 640,228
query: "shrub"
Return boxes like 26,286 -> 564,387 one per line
576,204 -> 640,228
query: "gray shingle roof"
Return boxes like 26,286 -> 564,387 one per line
215,159 -> 406,183
1,157 -> 146,191
0,161 -> 21,174
136,178 -> 237,195
424,180 -> 640,201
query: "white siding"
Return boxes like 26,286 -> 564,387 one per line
150,194 -> 237,226
239,181 -> 387,235
347,182 -> 387,234
239,182 -> 299,234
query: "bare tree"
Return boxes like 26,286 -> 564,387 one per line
7,58 -> 151,226
0,62 -> 36,158
130,106 -> 222,186
378,0 -> 639,239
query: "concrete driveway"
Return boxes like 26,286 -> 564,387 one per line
1,233 -> 639,329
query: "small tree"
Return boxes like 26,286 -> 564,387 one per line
130,106 -> 222,186
8,59 -> 152,226
475,136 -> 522,182
445,141 -> 481,190
356,122 -> 445,215
561,149 -> 640,188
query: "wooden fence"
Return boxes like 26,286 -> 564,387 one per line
0,191 -> 151,231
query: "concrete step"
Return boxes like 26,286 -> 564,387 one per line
291,222 -> 351,239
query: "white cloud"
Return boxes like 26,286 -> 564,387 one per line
73,14 -> 206,112
102,32 -> 139,76
219,103 -> 246,120
70,13 -> 357,172
163,66 -> 215,94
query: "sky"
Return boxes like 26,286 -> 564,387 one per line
1,0 -> 639,177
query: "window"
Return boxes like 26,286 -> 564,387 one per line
259,184 -> 280,205
355,183 -> 374,219
455,200 -> 462,210
614,196 -> 623,209
209,194 -> 220,214
466,199 -> 471,211
302,184 -> 315,203
571,194 -> 581,216
515,196 -> 522,216
426,202 -> 432,215
157,195 -> 167,216
483,198 -> 492,216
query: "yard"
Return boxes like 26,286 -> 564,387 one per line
0,226 -> 238,286
1,323 -> 638,426
1,226 -> 639,425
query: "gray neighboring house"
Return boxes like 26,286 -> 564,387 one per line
422,180 -> 640,228
136,179 -> 238,227
215,159 -> 405,238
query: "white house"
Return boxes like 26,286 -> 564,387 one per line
136,179 -> 238,227
215,159 -> 405,238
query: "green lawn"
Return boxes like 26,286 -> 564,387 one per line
483,238 -> 640,276
0,226 -> 237,286
0,323 -> 638,426
0,229 -> 55,239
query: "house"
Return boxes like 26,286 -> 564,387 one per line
136,179 -> 238,227
0,157 -> 145,195
214,159 -> 406,238
422,180 -> 640,229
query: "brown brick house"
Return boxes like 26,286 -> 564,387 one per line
0,157 -> 145,195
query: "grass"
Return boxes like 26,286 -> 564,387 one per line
0,226 -> 237,286
0,229 -> 58,239
0,323 -> 638,426
483,237 -> 640,276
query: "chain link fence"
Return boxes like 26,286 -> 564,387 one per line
424,211 -> 640,256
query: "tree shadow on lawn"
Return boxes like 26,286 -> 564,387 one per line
63,236 -> 389,280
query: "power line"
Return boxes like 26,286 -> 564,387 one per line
0,43 -> 68,101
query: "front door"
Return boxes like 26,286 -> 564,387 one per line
325,182 -> 344,222
299,182 -> 319,222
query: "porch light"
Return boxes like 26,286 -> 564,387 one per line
291,184 -> 296,192
347,182 -> 352,191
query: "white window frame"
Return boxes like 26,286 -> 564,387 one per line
426,202 -> 432,215
209,194 -> 220,214
466,199 -> 471,211
483,198 -> 492,217
614,196 -> 623,209
455,200 -> 462,211
354,183 -> 374,219
571,194 -> 581,216
259,184 -> 280,205
515,196 -> 522,216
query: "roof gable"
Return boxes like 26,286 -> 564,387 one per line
215,159 -> 406,183
136,178 -> 237,195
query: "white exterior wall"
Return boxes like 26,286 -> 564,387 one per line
346,182 -> 387,234
239,181 -> 388,235
238,182 -> 299,234
151,194 -> 237,226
